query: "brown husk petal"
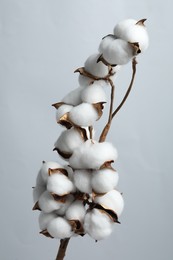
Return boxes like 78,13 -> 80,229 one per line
58,113 -> 73,129
40,229 -> 54,238
51,193 -> 68,203
94,204 -> 120,223
136,18 -> 147,26
129,42 -> 141,55
99,160 -> 115,170
53,148 -> 72,159
74,67 -> 115,81
93,102 -> 105,119
52,102 -> 65,109
69,220 -> 85,236
48,168 -> 68,177
32,201 -> 41,211
75,127 -> 88,141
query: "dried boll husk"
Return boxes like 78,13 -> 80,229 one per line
84,208 -> 114,240
73,169 -> 92,194
65,200 -> 86,222
54,127 -> 88,158
81,83 -> 107,104
68,103 -> 102,127
53,103 -> 73,124
62,86 -> 83,106
91,168 -> 119,193
39,212 -> 57,231
69,140 -> 118,170
47,169 -> 74,196
93,190 -> 124,217
47,217 -> 73,239
84,53 -> 110,78
40,161 -> 62,183
78,74 -> 108,88
114,18 -> 149,52
101,39 -> 135,65
37,190 -> 64,213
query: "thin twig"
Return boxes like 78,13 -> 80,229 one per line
99,78 -> 115,142
112,58 -> 137,119
56,238 -> 70,260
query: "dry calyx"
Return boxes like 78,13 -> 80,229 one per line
32,17 -> 149,256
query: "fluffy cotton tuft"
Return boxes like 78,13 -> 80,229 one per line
47,173 -> 74,196
69,140 -> 118,169
81,84 -> 107,104
73,169 -> 92,194
62,87 -> 83,106
84,208 -> 113,240
99,35 -> 115,53
56,194 -> 74,216
33,185 -> 46,203
54,127 -> 85,155
47,217 -> 73,239
69,103 -> 99,127
114,18 -> 137,38
38,212 -> 57,230
91,168 -> 119,193
65,200 -> 86,222
84,53 -> 109,78
56,104 -> 73,122
40,161 -> 62,183
94,190 -> 124,217
38,191 -> 63,213
102,39 -> 134,65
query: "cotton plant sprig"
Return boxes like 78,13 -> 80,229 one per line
32,18 -> 149,260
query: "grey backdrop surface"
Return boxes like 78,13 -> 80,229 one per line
0,0 -> 172,259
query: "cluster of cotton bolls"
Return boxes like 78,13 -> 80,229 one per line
33,18 -> 149,241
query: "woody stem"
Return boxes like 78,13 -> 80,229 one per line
55,238 -> 70,260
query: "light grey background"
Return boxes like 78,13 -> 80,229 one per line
0,0 -> 172,259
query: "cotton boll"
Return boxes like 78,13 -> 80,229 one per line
94,190 -> 124,217
40,161 -> 62,183
55,104 -> 73,122
69,103 -> 99,127
78,75 -> 94,87
69,140 -> 118,169
81,84 -> 107,104
54,127 -> 85,156
56,194 -> 74,216
38,212 -> 57,230
84,208 -> 113,240
102,39 -> 134,65
47,172 -> 74,196
84,53 -> 109,78
47,217 -> 73,239
73,170 -> 92,194
65,200 -> 86,222
62,87 -> 83,106
38,191 -> 62,213
91,169 -> 119,193
113,18 -> 137,38
33,185 -> 46,203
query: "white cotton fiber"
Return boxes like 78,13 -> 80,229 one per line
36,170 -> 45,186
114,18 -> 137,38
69,103 -> 99,127
38,190 -> 62,213
69,140 -> 118,169
99,35 -> 116,52
56,104 -> 73,122
94,190 -> 124,217
84,53 -> 109,78
47,173 -> 74,196
40,161 -> 62,183
33,185 -> 46,203
102,39 -> 134,65
47,217 -> 73,239
81,84 -> 107,104
54,127 -> 85,155
78,75 -> 94,87
38,212 -> 57,230
65,200 -> 86,222
62,87 -> 83,106
56,194 -> 74,216
91,168 -> 119,193
73,170 -> 92,194
84,208 -> 113,240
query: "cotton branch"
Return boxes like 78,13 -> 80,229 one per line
56,238 -> 70,260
